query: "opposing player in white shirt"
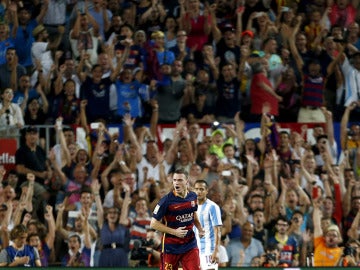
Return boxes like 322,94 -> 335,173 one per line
193,180 -> 223,270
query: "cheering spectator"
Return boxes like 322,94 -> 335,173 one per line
0,224 -> 41,267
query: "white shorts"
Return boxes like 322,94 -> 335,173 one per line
199,254 -> 218,270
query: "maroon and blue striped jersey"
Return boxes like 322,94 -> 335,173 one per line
153,191 -> 198,254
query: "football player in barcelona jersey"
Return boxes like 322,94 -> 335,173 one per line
151,168 -> 205,270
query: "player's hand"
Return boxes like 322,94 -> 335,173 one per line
198,228 -> 205,238
174,226 -> 188,238
211,251 -> 219,264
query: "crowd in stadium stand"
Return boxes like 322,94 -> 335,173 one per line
0,0 -> 360,267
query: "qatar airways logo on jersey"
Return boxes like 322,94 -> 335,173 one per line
176,212 -> 194,223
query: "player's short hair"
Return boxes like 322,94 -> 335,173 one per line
194,179 -> 208,187
174,168 -> 188,178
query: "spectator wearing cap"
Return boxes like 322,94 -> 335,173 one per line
10,2 -> 48,72
0,47 -> 26,91
144,31 -> 170,81
15,126 -> 49,187
241,30 -> 254,48
313,201 -> 343,266
212,23 -> 241,69
0,88 -> 24,128
31,24 -> 64,78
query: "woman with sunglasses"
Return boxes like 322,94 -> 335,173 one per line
0,88 -> 24,128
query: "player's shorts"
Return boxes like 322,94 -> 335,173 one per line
199,254 -> 218,270
161,248 -> 200,270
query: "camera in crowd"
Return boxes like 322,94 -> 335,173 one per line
211,121 -> 222,130
344,246 -> 357,257
265,253 -> 277,263
130,239 -> 154,266
348,129 -> 355,137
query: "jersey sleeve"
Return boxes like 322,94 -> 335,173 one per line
209,203 -> 223,227
152,194 -> 169,221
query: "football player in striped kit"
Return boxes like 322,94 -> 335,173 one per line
193,180 -> 223,270
151,169 -> 205,270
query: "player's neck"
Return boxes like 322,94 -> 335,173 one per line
198,198 -> 206,205
175,189 -> 188,198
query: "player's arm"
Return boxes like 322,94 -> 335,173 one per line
150,217 -> 188,238
194,212 -> 205,237
212,225 -> 221,261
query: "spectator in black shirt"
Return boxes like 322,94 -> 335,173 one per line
15,126 -> 48,186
